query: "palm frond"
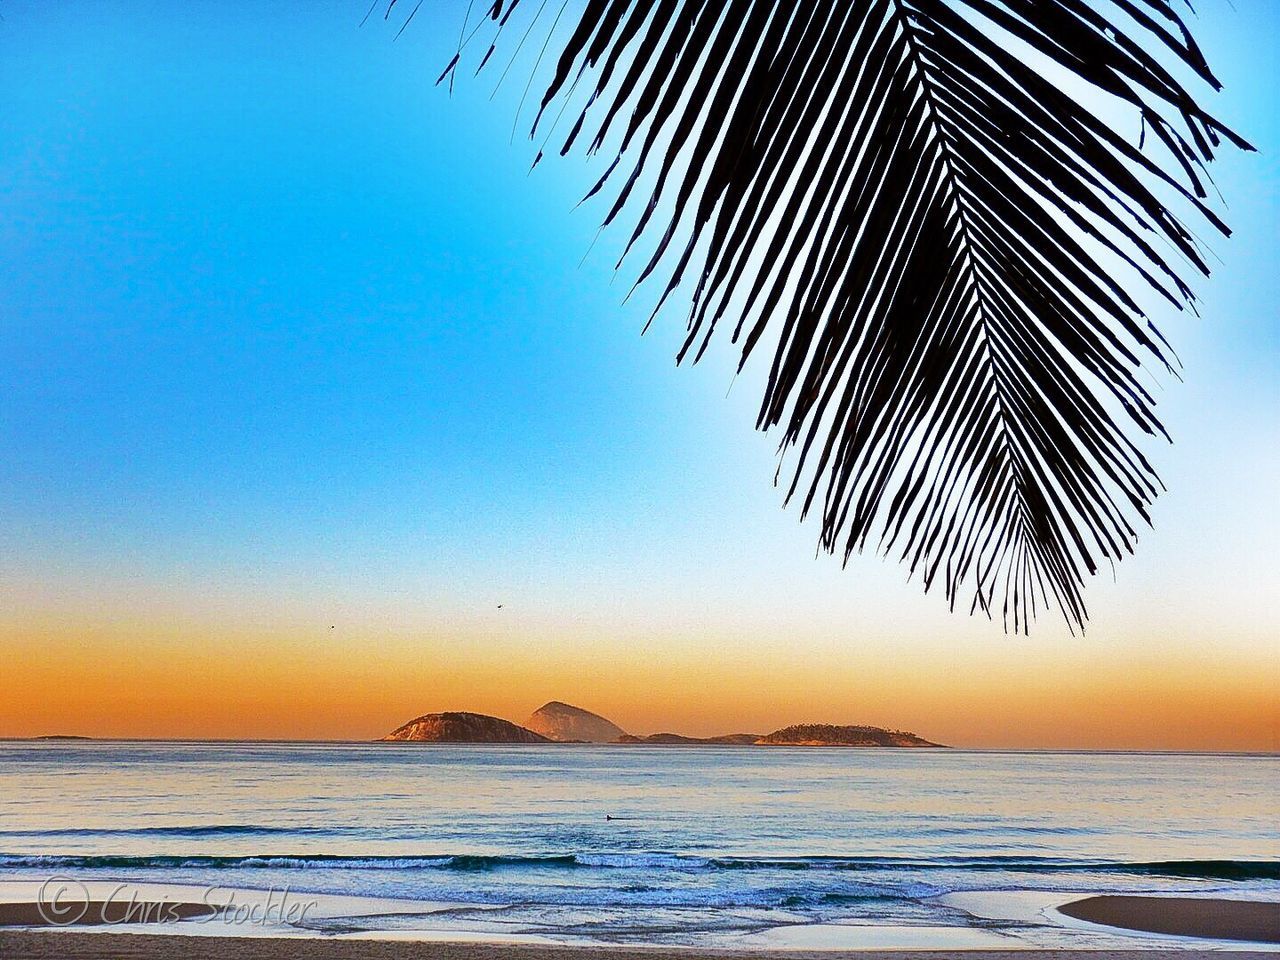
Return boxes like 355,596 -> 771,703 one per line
400,0 -> 1251,632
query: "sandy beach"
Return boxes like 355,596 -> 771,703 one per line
1,936 -> 1278,960
0,900 -> 219,927
1058,896 -> 1280,944
1,894 -> 1278,958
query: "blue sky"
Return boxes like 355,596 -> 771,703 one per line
1,1 -> 1277,743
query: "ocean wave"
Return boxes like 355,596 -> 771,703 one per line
575,853 -> 702,869
0,852 -> 1275,880
704,856 -> 1280,881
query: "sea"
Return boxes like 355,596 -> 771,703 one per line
0,741 -> 1276,947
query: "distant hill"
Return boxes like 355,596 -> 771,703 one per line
615,733 -> 762,745
381,712 -> 550,743
755,724 -> 941,747
526,702 -> 626,742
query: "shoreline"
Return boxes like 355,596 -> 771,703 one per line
1,892 -> 1277,953
2,935 -> 1279,960
1057,896 -> 1280,945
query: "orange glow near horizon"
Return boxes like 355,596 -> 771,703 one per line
5,612 -> 1277,752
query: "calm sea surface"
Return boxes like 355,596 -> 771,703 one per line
0,742 -> 1276,944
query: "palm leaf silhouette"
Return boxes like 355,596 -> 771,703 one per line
390,0 -> 1250,632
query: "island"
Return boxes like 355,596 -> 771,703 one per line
381,703 -> 944,747
525,701 -> 626,742
755,724 -> 941,747
380,712 -> 550,743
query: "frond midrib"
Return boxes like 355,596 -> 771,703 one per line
889,0 -> 1071,628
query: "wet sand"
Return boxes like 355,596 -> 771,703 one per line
0,901 -> 218,927
1,894 -> 1277,958
0,936 -> 1277,960
1057,895 -> 1280,944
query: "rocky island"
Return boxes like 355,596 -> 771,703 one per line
381,711 -> 550,743
525,701 -> 626,742
755,724 -> 941,747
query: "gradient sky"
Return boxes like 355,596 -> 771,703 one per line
2,1 -> 1277,749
